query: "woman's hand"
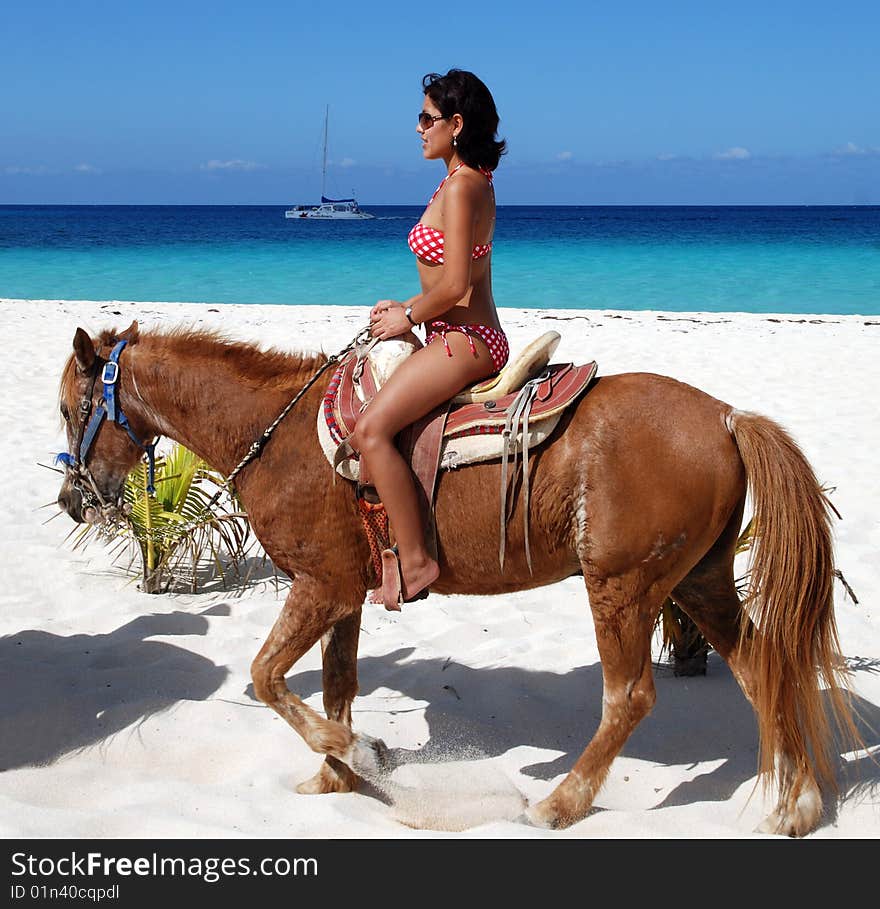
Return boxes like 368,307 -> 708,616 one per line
370,299 -> 411,340
370,299 -> 401,319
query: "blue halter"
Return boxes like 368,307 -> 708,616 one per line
57,340 -> 158,495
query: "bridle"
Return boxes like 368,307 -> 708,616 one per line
56,339 -> 158,514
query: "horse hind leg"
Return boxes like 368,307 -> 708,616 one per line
296,610 -> 362,795
670,518 -> 823,836
526,573 -> 663,829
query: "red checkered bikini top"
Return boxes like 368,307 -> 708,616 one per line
407,163 -> 494,265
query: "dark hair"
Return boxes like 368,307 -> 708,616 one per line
422,69 -> 506,171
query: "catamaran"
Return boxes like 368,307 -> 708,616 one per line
285,107 -> 374,220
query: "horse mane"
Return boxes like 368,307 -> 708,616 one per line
60,324 -> 330,403
152,325 -> 328,389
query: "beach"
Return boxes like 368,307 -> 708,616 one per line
2,295 -> 879,840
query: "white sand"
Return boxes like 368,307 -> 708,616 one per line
2,296 -> 878,840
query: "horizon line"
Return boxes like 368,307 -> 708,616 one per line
2,201 -> 879,208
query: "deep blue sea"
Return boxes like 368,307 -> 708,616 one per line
1,205 -> 878,315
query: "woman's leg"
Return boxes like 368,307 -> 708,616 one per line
352,331 -> 496,599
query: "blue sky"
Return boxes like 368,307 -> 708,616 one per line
2,0 -> 878,204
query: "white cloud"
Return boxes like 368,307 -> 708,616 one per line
714,147 -> 751,160
339,157 -> 356,168
200,159 -> 265,171
832,141 -> 880,157
656,153 -> 679,161
3,165 -> 53,175
556,151 -> 573,161
4,163 -> 104,176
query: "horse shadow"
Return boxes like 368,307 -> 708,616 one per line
283,648 -> 880,813
0,609 -> 228,771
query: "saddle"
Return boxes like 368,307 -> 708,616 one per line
317,330 -> 597,600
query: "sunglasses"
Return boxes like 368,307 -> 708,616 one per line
418,111 -> 446,130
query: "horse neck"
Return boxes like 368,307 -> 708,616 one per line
120,333 -> 327,475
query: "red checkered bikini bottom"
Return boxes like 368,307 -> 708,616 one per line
424,320 -> 510,374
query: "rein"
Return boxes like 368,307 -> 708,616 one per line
220,326 -> 372,494
184,325 -> 371,524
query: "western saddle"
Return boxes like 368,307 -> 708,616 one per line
317,330 -> 597,607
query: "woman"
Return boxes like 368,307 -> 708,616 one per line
353,69 -> 508,606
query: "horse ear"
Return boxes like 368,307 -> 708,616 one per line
73,328 -> 96,374
117,320 -> 140,344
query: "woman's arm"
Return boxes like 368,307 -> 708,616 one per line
370,176 -> 482,338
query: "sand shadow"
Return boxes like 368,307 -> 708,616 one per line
0,610 -> 228,771
139,553 -> 290,597
281,648 -> 880,813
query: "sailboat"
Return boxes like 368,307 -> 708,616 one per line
285,106 -> 374,220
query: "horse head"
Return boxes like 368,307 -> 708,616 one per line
57,321 -> 153,524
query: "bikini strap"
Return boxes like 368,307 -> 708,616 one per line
427,162 -> 492,206
427,162 -> 468,204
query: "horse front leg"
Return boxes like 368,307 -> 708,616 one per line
251,578 -> 383,781
296,609 -> 362,795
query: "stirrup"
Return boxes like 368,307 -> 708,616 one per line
380,546 -> 430,612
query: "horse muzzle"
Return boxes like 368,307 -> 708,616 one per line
57,483 -> 89,523
57,471 -> 128,525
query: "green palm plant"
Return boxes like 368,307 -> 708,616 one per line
69,444 -> 255,594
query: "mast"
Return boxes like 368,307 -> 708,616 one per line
321,105 -> 328,199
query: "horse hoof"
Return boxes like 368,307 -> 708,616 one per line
296,762 -> 358,795
755,783 -> 822,837
522,801 -> 556,829
756,811 -> 800,837
512,811 -> 538,827
346,734 -> 391,780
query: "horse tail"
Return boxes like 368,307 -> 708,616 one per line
729,410 -> 859,798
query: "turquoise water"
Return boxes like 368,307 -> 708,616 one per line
1,205 -> 878,314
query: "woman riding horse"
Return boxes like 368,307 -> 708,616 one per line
354,69 -> 508,606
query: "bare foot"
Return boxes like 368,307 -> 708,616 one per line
376,549 -> 440,610
400,557 -> 440,602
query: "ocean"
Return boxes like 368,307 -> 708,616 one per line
1,204 -> 878,315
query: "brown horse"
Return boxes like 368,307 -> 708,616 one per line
56,320 -> 860,836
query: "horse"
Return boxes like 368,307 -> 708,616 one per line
55,319 -> 860,836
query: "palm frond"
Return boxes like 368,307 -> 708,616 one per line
67,444 -> 258,593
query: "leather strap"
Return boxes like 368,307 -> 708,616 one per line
398,401 -> 451,560
499,371 -> 548,570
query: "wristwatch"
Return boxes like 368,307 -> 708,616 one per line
404,306 -> 417,325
